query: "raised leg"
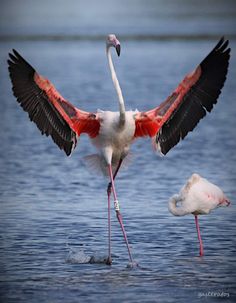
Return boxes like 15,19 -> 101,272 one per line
107,159 -> 122,196
106,160 -> 122,265
195,215 -> 204,257
108,164 -> 134,264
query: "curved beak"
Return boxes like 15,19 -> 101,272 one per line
116,44 -> 121,57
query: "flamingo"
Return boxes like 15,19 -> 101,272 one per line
8,35 -> 230,265
168,173 -> 230,256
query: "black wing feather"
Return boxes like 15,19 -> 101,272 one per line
8,49 -> 77,156
156,37 -> 230,155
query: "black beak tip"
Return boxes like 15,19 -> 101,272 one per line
116,44 -> 121,57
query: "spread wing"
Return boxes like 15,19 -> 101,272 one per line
8,49 -> 100,156
134,37 -> 230,155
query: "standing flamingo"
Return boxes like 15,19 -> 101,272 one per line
168,173 -> 230,256
8,35 -> 230,265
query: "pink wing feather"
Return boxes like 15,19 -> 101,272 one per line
134,37 -> 230,154
8,50 -> 100,156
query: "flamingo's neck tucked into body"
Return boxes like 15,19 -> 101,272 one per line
106,47 -> 126,127
168,194 -> 190,216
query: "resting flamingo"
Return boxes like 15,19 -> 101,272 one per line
8,35 -> 230,265
168,173 -> 230,256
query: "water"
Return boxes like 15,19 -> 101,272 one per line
1,1 -> 236,302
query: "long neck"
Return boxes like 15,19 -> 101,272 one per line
106,47 -> 126,126
168,194 -> 189,216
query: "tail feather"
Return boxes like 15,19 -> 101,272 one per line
83,153 -> 134,177
83,154 -> 105,176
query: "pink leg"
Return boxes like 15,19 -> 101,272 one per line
108,164 -> 134,264
195,215 -> 204,257
107,159 -> 122,195
106,189 -> 112,265
106,160 -> 122,265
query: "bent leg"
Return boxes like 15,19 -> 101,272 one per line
107,159 -> 123,196
108,164 -> 134,264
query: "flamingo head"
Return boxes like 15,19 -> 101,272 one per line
106,34 -> 121,56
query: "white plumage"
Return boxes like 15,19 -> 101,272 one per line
168,173 -> 230,256
91,110 -> 136,175
169,173 -> 230,216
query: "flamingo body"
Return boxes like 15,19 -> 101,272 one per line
81,110 -> 137,175
169,173 -> 230,256
169,173 -> 230,216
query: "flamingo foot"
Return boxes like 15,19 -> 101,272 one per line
106,257 -> 112,265
126,261 -> 139,269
